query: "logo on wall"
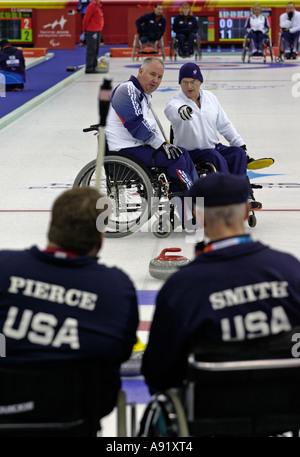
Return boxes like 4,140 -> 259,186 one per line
35,9 -> 75,49
43,15 -> 67,30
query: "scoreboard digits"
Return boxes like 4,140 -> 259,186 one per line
219,10 -> 249,41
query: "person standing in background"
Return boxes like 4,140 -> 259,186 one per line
77,0 -> 91,46
82,0 -> 104,73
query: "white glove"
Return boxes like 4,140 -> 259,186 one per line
178,105 -> 193,121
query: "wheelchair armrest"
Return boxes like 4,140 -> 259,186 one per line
188,353 -> 300,372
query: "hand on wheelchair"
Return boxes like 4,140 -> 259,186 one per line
178,105 -> 193,121
160,142 -> 183,160
282,28 -> 290,33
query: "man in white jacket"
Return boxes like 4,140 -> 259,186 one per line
280,2 -> 300,59
164,62 -> 261,210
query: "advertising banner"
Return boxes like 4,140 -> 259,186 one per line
35,8 -> 75,49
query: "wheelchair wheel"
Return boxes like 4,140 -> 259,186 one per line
268,40 -> 274,62
241,36 -> 248,63
195,162 -> 217,178
152,218 -> 173,239
170,37 -> 177,61
159,37 -> 166,61
138,390 -> 189,437
195,35 -> 202,61
276,33 -> 284,63
132,34 -> 139,61
73,155 -> 154,238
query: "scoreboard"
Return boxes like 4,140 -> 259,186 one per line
169,8 -> 271,45
218,9 -> 271,42
0,9 -> 34,45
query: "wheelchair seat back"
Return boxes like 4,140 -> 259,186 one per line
187,328 -> 300,436
0,359 -> 118,437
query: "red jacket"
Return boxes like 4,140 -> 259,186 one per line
82,0 -> 104,32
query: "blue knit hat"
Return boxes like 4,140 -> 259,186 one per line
179,63 -> 203,84
186,173 -> 250,207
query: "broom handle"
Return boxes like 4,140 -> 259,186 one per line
149,103 -> 169,142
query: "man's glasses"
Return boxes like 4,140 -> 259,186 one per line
181,80 -> 199,86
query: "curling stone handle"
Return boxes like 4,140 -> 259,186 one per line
156,248 -> 186,262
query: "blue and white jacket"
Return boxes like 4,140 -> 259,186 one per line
245,14 -> 269,34
106,75 -> 165,151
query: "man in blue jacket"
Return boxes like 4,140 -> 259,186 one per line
135,3 -> 166,44
0,187 -> 139,419
0,39 -> 26,91
142,173 -> 300,391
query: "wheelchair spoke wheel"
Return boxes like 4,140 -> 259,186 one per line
73,155 -> 154,238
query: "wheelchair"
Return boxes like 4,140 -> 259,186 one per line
73,124 -> 258,239
138,329 -> 300,437
0,359 -> 128,437
276,31 -> 299,62
132,34 -> 166,61
169,34 -> 202,61
241,32 -> 273,63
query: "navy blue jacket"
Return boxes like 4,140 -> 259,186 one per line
0,246 -> 139,368
136,12 -> 166,40
142,240 -> 300,391
0,45 -> 26,85
173,14 -> 199,36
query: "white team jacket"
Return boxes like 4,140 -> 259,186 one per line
280,10 -> 300,34
164,88 -> 244,151
245,14 -> 269,34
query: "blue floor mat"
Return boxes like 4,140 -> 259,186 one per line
0,45 -> 111,120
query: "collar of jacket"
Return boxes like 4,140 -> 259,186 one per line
129,75 -> 151,103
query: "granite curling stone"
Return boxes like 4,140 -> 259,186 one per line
149,248 -> 190,280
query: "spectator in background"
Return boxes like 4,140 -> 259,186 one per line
0,186 -> 139,419
244,3 -> 269,56
135,3 -> 166,44
0,39 -> 26,91
173,2 -> 199,57
280,2 -> 300,59
77,0 -> 91,46
82,0 -> 104,73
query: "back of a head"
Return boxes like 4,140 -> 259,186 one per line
186,173 -> 250,226
48,187 -> 105,255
